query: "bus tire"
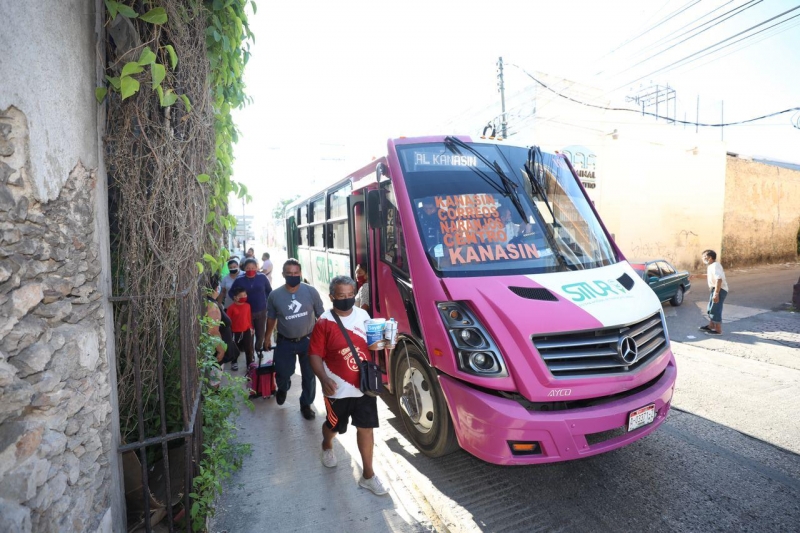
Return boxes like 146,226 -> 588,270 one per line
393,343 -> 460,457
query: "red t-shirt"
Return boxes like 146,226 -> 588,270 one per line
227,301 -> 252,333
308,308 -> 371,388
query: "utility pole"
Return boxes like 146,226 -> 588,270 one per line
496,57 -> 508,138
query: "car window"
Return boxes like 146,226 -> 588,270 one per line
646,263 -> 661,279
657,261 -> 675,276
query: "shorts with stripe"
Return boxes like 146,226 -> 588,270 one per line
323,395 -> 379,434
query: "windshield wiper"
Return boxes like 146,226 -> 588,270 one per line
443,136 -> 528,221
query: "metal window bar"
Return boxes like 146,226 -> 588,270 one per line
111,277 -> 203,533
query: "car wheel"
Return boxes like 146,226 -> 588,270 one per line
393,342 -> 460,457
670,286 -> 685,306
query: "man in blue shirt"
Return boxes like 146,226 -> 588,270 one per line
231,258 -> 272,359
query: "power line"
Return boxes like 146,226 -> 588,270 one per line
604,0 -> 703,56
637,0 -> 740,53
614,4 -> 800,90
509,65 -> 800,127
614,0 -> 765,78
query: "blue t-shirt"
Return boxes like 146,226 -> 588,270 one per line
230,273 -> 272,314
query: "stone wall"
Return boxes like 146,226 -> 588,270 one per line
0,106 -> 114,531
722,157 -> 800,267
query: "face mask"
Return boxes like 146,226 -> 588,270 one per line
236,296 -> 247,303
245,270 -> 256,278
702,259 -> 709,265
229,269 -> 238,275
356,275 -> 366,284
332,297 -> 356,312
285,275 -> 301,287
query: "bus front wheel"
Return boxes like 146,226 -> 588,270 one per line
393,343 -> 460,457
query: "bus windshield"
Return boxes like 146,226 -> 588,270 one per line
396,142 -> 618,277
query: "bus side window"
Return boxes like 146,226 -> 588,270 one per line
381,184 -> 409,277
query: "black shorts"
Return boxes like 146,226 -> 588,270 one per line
323,395 -> 379,434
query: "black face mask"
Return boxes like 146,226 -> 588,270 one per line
285,275 -> 302,288
229,269 -> 238,275
332,297 -> 356,312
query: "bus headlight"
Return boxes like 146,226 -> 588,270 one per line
437,302 -> 507,377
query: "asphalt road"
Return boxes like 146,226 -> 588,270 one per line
374,262 -> 800,533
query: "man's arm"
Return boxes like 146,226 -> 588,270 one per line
265,317 -> 277,348
713,277 -> 723,302
309,354 -> 337,396
264,276 -> 272,301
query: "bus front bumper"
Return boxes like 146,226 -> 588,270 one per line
438,356 -> 676,465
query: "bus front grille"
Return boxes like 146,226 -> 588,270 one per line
531,312 -> 668,378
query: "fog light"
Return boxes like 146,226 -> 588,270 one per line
460,328 -> 483,347
468,352 -> 497,372
509,441 -> 541,455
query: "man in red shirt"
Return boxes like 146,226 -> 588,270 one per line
308,275 -> 388,496
227,287 -> 254,368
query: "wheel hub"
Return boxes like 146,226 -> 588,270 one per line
400,366 -> 435,433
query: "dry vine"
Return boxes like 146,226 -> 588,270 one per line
104,1 -> 216,442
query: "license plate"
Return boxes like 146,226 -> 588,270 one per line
627,404 -> 656,431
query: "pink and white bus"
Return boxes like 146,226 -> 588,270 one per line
285,135 -> 676,465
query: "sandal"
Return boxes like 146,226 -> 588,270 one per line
698,325 -> 712,331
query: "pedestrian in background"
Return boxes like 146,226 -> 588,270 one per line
265,259 -> 324,420
355,264 -> 370,313
219,258 -> 242,309
227,286 -> 254,370
700,249 -> 729,335
308,275 -> 388,495
231,257 -> 272,354
261,252 -> 274,285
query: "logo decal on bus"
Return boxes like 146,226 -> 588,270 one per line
561,279 -> 630,303
548,389 -> 572,397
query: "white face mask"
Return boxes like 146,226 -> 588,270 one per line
702,259 -> 709,265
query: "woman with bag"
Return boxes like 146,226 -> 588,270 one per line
308,275 -> 391,496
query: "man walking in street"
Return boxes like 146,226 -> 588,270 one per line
218,258 -> 242,309
261,252 -> 274,285
308,275 -> 388,495
266,259 -> 324,420
231,258 -> 272,356
700,249 -> 729,335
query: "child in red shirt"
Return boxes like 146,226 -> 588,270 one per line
227,287 -> 254,368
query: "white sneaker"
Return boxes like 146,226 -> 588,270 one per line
358,474 -> 389,495
321,448 -> 337,468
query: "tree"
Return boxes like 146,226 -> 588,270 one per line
272,195 -> 299,220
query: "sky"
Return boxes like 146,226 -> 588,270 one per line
231,0 -> 800,226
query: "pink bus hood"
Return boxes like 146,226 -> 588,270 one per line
439,262 -> 669,400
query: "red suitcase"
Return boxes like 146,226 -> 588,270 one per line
247,360 -> 276,398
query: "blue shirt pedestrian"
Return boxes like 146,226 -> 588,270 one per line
231,272 -> 272,314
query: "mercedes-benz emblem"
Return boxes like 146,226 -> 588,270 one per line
617,335 -> 638,365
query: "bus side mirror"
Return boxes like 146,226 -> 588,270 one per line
367,190 -> 382,229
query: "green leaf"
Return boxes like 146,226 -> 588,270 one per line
251,1 -> 257,15
117,4 -> 138,18
95,87 -> 107,103
120,76 -> 140,100
196,262 -> 204,274
164,45 -> 178,70
151,62 -> 165,89
205,211 -> 216,224
138,46 -> 156,66
179,94 -> 192,113
121,62 -> 144,77
140,7 -> 168,24
160,88 -> 178,107
105,75 -> 121,90
104,0 -> 119,20
203,253 -> 215,263
196,173 -> 210,183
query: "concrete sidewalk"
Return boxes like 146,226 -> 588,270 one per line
209,357 -> 434,533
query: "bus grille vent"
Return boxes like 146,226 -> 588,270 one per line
532,311 -> 668,378
508,287 -> 558,301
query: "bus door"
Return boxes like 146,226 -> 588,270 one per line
347,193 -> 367,283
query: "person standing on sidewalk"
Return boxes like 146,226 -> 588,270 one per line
261,252 -> 274,286
308,275 -> 389,496
218,258 -> 243,309
265,259 -> 324,420
700,249 -> 729,335
231,258 -> 272,356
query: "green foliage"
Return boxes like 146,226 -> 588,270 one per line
190,316 -> 252,531
140,7 -> 168,24
199,0 -> 256,274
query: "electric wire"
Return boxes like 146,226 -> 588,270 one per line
509,64 -> 800,127
613,0 -> 765,78
636,0 -> 739,53
613,4 -> 800,90
604,0 -> 703,55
